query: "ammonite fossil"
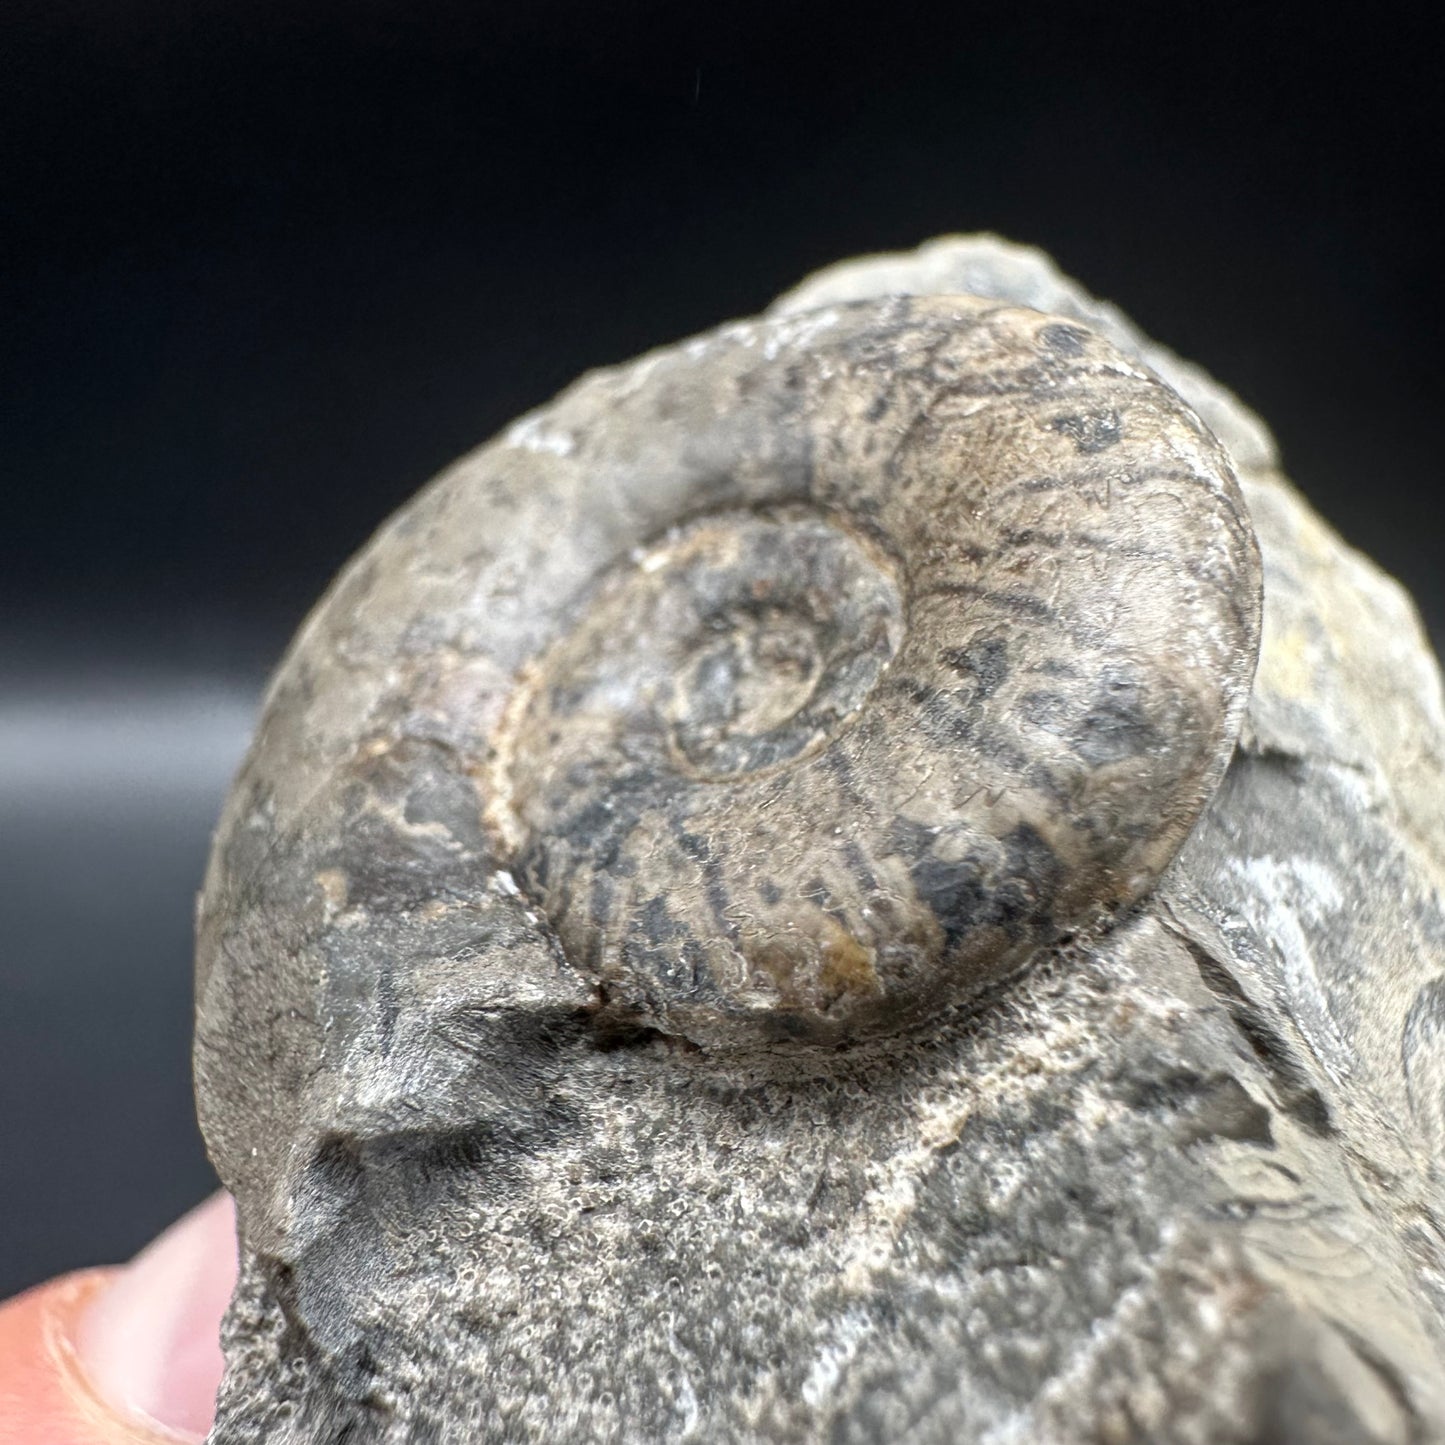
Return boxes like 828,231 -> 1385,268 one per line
197,238 -> 1445,1443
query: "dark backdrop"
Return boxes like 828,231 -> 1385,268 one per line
2,0 -> 1441,1296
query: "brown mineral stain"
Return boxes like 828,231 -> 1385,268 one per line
818,920 -> 878,998
749,920 -> 879,1013
750,939 -> 808,1008
1259,620 -> 1315,702
314,868 -> 349,917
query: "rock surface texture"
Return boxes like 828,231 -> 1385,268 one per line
196,237 -> 1445,1443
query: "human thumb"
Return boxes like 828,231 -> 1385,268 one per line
0,1192 -> 236,1444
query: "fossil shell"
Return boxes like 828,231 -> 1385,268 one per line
200,293 -> 1260,1060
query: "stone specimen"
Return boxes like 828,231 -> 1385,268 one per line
196,236 -> 1445,1443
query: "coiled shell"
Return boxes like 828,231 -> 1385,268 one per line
200,293 -> 1260,1060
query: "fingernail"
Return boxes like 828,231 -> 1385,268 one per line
75,1192 -> 238,1442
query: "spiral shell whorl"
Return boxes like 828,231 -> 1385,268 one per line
221,294 -> 1262,1056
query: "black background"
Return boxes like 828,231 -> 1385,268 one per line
2,0 -> 1441,1296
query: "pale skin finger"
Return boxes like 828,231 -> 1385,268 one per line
0,1193 -> 236,1445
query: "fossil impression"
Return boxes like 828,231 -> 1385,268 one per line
196,236 -> 1445,1443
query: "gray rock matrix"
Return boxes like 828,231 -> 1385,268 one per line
197,237 -> 1445,1443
